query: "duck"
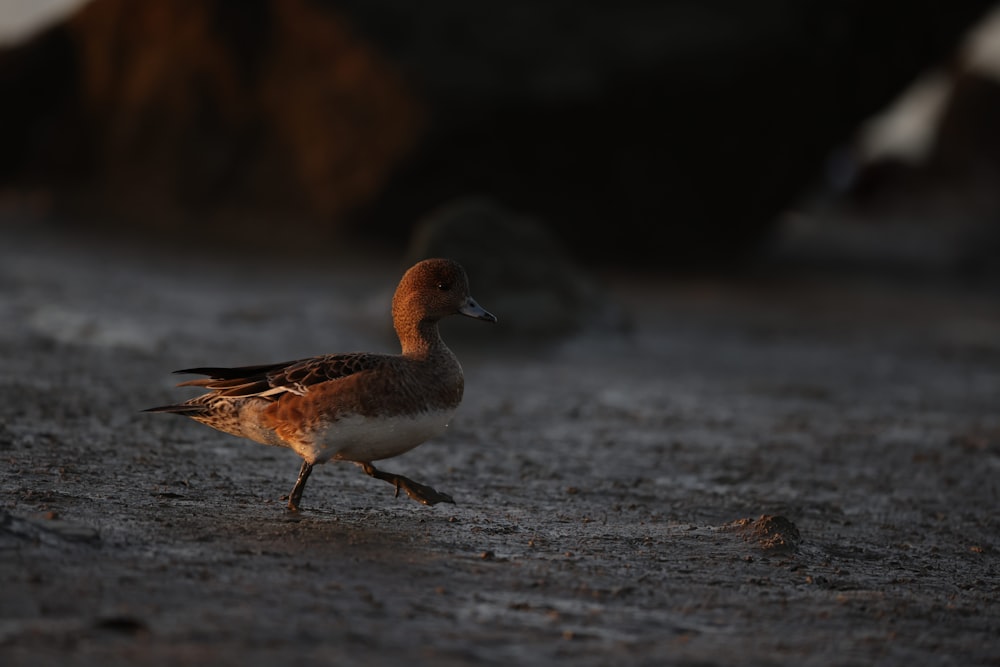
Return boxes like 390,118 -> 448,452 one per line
145,258 -> 496,511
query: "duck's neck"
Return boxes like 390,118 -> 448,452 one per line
396,318 -> 447,358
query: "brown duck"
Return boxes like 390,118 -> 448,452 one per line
145,258 -> 496,510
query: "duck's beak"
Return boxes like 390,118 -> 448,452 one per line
459,297 -> 498,323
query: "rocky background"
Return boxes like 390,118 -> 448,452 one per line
2,0 -> 999,265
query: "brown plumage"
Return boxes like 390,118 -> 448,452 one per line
146,258 -> 496,510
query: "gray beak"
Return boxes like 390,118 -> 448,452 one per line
459,297 -> 498,323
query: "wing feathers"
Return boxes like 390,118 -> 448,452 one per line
167,353 -> 389,401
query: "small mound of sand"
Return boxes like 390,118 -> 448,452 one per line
724,514 -> 801,552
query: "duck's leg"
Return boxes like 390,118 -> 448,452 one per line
286,460 -> 313,511
360,462 -> 455,505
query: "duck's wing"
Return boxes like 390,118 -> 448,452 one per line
172,353 -> 391,399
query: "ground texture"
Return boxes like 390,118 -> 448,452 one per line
1,227 -> 999,666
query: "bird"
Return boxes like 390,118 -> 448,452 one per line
145,258 -> 496,511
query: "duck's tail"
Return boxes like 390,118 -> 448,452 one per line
142,403 -> 206,416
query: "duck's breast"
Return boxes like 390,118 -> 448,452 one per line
308,408 -> 456,463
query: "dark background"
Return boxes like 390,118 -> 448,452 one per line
2,0 -> 999,270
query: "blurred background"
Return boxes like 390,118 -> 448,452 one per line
1,0 -> 1000,277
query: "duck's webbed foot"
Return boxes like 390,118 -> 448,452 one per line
360,462 -> 455,505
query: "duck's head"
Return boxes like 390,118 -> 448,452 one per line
392,258 -> 497,327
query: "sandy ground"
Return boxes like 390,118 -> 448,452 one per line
1,223 -> 999,666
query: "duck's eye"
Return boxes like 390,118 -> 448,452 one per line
436,282 -> 451,291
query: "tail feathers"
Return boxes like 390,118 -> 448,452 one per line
142,404 -> 205,415
175,376 -> 266,393
145,361 -> 297,413
171,363 -> 292,397
172,362 -> 292,380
